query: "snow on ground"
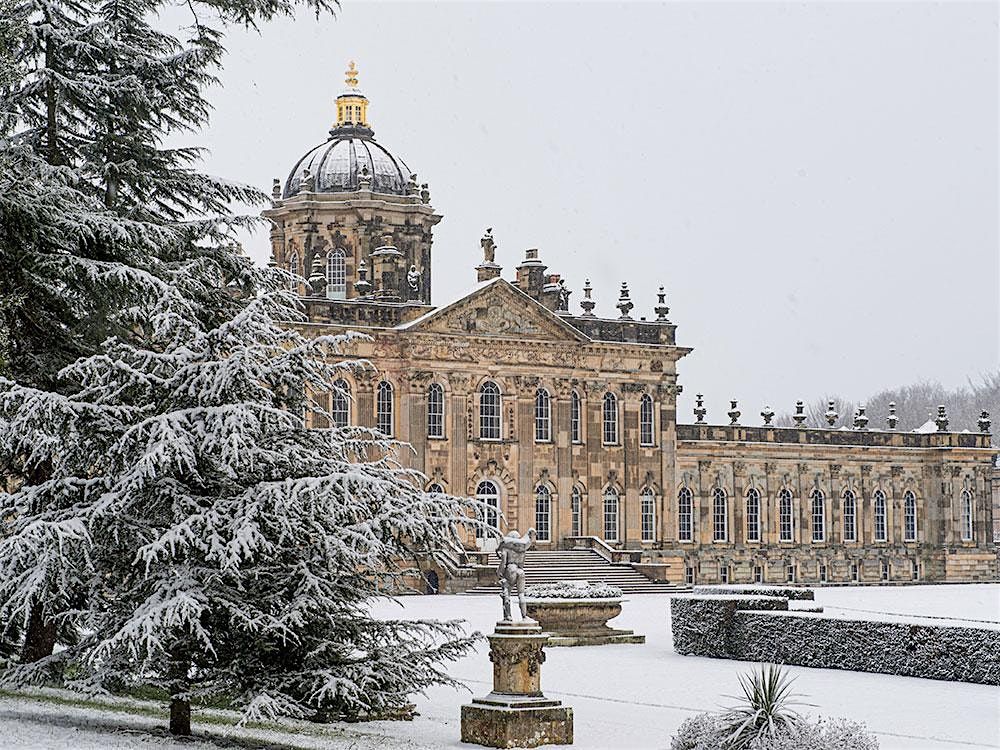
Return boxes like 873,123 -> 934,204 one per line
2,584 -> 998,749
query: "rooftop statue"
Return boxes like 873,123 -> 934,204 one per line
497,528 -> 536,622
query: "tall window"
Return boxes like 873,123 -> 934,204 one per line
603,488 -> 619,541
778,488 -> 793,542
811,489 -> 825,542
287,249 -> 299,291
534,389 -> 551,442
903,491 -> 917,542
570,391 -> 582,443
712,487 -> 727,542
535,486 -> 551,541
641,488 -> 656,542
475,480 -> 499,539
873,489 -> 887,542
426,483 -> 444,495
571,486 -> 582,537
326,248 -> 346,299
602,392 -> 618,445
843,489 -> 857,542
479,381 -> 501,440
427,383 -> 444,438
331,378 -> 350,428
745,488 -> 761,542
961,489 -> 974,541
678,487 -> 693,542
639,395 -> 654,446
376,381 -> 394,436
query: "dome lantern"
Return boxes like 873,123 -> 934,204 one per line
336,60 -> 369,128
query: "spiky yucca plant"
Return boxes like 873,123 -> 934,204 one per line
719,663 -> 811,749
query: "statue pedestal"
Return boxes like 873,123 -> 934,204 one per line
461,621 -> 573,748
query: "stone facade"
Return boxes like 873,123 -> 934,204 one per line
265,65 -> 998,588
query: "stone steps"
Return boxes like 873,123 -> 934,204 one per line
463,549 -> 689,595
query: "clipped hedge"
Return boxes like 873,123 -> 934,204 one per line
670,593 -> 1000,685
692,585 -> 814,601
734,611 -> 1000,686
670,595 -> 788,658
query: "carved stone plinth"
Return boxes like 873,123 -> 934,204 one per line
461,622 -> 573,748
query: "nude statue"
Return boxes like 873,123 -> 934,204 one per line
496,528 -> 537,622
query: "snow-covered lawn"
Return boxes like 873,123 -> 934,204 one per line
2,584 -> 998,749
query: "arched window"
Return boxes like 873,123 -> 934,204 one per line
712,487 -> 727,542
639,394 -> 654,446
903,491 -> 917,542
745,488 -> 761,542
475,480 -> 499,539
479,381 -> 501,440
602,392 -> 618,445
534,388 -> 551,442
570,486 -> 582,537
535,485 -> 551,541
873,489 -> 887,542
843,489 -> 857,542
641,488 -> 656,542
426,483 -> 444,495
427,383 -> 444,438
961,489 -> 974,541
778,488 -> 793,542
331,378 -> 350,428
570,391 -> 582,444
603,487 -> 619,541
326,248 -> 346,299
678,486 -> 693,542
376,381 -> 393,436
287,249 -> 300,291
811,489 -> 825,542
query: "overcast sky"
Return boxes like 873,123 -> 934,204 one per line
194,1 -> 999,426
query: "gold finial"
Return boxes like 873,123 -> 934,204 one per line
345,60 -> 359,89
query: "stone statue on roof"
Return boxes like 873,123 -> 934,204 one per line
481,228 -> 497,264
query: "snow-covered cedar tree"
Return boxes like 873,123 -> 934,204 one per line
1,0 -> 336,662
0,267 -> 485,734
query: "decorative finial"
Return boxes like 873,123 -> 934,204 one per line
654,286 -> 670,322
420,183 -> 430,204
887,402 -> 898,430
728,399 -> 741,426
853,404 -> 869,430
408,172 -> 420,196
580,279 -> 596,317
824,400 -> 838,427
357,163 -> 372,191
978,410 -> 991,434
616,282 -> 634,320
761,405 -> 775,426
271,178 -> 281,201
355,259 -> 372,296
345,60 -> 359,89
694,394 -> 706,424
935,405 -> 949,432
792,400 -> 806,426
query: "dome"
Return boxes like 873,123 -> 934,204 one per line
283,124 -> 413,198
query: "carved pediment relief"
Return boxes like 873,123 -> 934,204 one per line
405,280 -> 589,343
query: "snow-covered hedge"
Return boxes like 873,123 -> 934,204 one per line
671,714 -> 879,750
734,611 -> 1000,686
670,594 -> 1000,685
524,580 -> 623,599
692,585 -> 814,601
670,595 -> 788,658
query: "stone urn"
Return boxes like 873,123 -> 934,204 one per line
524,581 -> 645,646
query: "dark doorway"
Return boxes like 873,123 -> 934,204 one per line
425,570 -> 439,595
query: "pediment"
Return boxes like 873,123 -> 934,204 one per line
402,279 -> 590,343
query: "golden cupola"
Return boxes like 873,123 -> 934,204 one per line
336,60 -> 369,127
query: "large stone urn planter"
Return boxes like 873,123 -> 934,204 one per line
524,581 -> 645,646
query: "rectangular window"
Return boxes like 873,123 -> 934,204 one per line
602,394 -> 618,445
685,566 -> 695,585
678,489 -> 693,542
753,565 -> 763,584
819,564 -> 827,583
881,560 -> 890,582
912,560 -> 919,581
641,493 -> 656,542
779,491 -> 793,542
570,393 -> 582,444
719,565 -> 729,584
639,396 -> 654,446
786,564 -> 795,583
427,385 -> 444,438
534,391 -> 551,443
851,562 -> 859,582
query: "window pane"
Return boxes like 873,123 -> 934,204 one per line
331,379 -> 350,428
713,488 -> 727,542
874,490 -> 887,542
640,395 -> 654,446
427,383 -> 444,438
904,491 -> 917,542
678,487 -> 693,542
376,381 -> 393,436
603,393 -> 618,444
476,481 -> 499,539
961,490 -> 974,541
843,490 -> 856,542
641,489 -> 656,542
534,389 -> 551,442
779,489 -> 793,542
811,489 -> 825,542
326,248 -> 346,299
571,487 -> 582,536
746,488 -> 760,542
570,391 -> 581,443
480,382 -> 501,440
535,486 -> 551,541
603,488 -> 619,541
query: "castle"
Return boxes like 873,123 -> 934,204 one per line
263,63 -> 996,588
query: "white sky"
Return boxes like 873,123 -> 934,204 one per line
194,1 -> 999,424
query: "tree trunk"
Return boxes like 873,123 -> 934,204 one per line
169,696 -> 191,736
20,601 -> 57,663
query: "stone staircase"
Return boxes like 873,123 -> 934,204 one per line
463,549 -> 689,595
